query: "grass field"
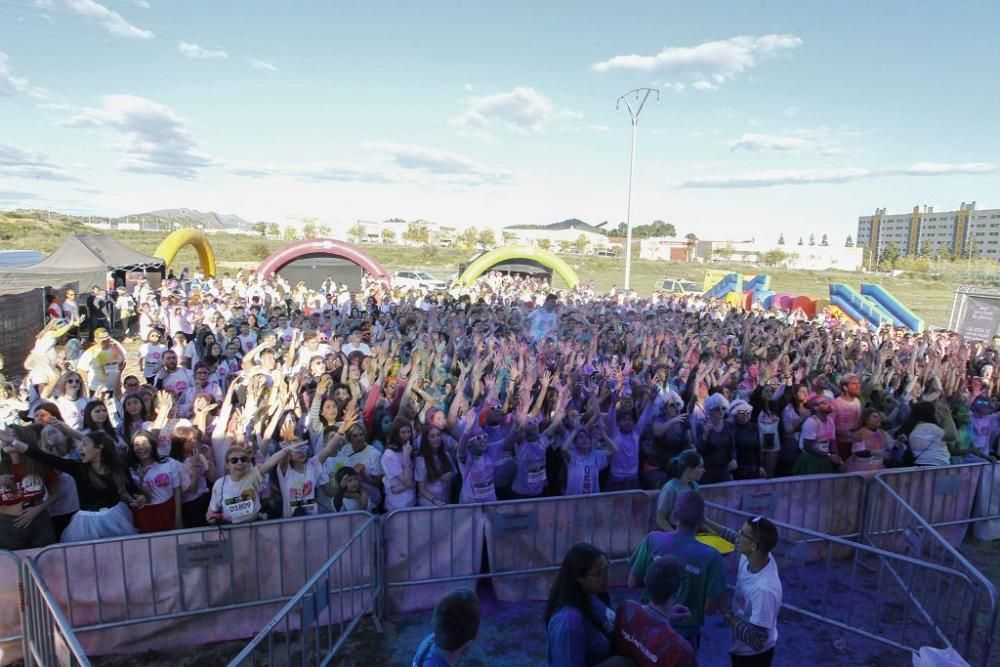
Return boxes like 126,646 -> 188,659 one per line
0,211 -> 983,328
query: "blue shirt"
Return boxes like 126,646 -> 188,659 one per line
411,633 -> 450,667
547,595 -> 615,666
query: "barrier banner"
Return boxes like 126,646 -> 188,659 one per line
486,492 -> 650,603
382,505 -> 484,614
26,512 -> 371,658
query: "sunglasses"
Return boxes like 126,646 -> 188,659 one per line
66,379 -> 81,384
228,456 -> 249,464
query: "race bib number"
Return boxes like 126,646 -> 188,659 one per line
494,453 -> 513,468
224,495 -> 256,520
472,479 -> 495,502
582,465 -> 593,493
527,464 -> 546,485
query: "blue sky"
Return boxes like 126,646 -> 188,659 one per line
1,0 -> 998,242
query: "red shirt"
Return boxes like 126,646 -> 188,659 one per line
614,600 -> 698,667
0,464 -> 57,507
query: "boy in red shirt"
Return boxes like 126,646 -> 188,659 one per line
615,555 -> 698,667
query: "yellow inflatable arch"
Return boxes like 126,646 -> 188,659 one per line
154,229 -> 217,278
456,245 -> 579,288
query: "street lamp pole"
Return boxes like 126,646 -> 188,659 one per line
617,88 -> 658,291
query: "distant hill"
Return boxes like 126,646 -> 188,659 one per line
504,218 -> 608,234
126,208 -> 251,231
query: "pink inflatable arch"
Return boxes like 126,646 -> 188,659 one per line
256,238 -> 389,279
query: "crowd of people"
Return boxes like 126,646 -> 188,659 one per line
1,264 -> 999,552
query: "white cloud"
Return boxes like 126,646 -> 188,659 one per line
64,95 -> 213,179
35,0 -> 153,39
227,143 -> 511,187
131,0 -> 150,8
449,86 -> 581,135
592,34 -> 803,90
248,59 -> 278,72
729,132 -> 812,152
365,142 -> 513,185
728,128 -> 850,156
589,124 -> 609,132
0,143 -> 79,181
0,52 -> 29,96
0,189 -> 37,201
178,42 -> 228,60
783,106 -> 800,118
676,162 -> 999,189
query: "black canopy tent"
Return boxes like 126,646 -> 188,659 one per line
0,234 -> 165,291
0,235 -> 165,380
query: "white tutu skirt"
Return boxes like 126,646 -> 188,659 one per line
60,502 -> 138,543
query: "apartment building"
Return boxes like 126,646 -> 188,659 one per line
857,202 -> 1000,259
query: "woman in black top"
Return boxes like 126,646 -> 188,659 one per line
0,426 -> 145,543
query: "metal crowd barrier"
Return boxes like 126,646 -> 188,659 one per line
228,516 -> 382,667
0,549 -> 23,659
382,491 -> 650,613
706,500 -> 990,665
654,472 -> 868,536
861,476 -> 998,666
873,462 -> 1000,541
20,559 -> 90,667
28,512 -> 373,658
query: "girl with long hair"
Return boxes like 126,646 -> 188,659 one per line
54,371 -> 88,429
415,424 -> 457,506
126,430 -> 182,533
169,425 -> 216,528
545,542 -> 618,667
118,391 -> 151,445
381,417 -> 417,510
1,428 -> 145,542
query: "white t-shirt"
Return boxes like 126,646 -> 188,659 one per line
730,554 -> 782,656
341,341 -> 371,357
328,445 -> 384,479
276,457 -> 329,518
139,342 -> 168,378
56,396 -> 88,430
208,468 -> 263,524
160,368 -> 196,416
909,423 -> 951,467
380,448 -> 416,510
131,458 -> 182,505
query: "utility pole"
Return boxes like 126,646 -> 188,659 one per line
616,88 -> 659,291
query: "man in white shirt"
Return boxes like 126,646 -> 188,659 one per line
341,327 -> 371,357
527,293 -> 559,343
156,349 -> 196,417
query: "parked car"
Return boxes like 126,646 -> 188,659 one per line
392,270 -> 448,290
654,278 -> 702,295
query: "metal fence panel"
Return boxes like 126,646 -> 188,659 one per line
0,550 -> 22,664
227,516 -> 381,667
706,500 -> 989,666
29,512 -> 372,658
484,491 -> 650,602
861,477 -> 998,666
874,463 -> 1000,543
382,503 -> 485,614
20,559 -> 89,667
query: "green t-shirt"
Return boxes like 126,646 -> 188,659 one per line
629,530 -> 725,631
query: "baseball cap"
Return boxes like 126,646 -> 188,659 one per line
94,328 -> 110,341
